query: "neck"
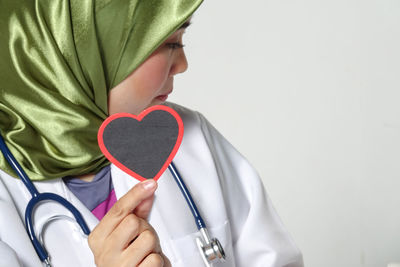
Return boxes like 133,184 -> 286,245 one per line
76,173 -> 96,182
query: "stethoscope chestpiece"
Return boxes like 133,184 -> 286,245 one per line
196,228 -> 226,267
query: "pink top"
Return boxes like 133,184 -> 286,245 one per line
91,189 -> 117,220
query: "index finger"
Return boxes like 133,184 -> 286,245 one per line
92,179 -> 157,240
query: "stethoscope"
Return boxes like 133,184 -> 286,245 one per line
0,132 -> 225,267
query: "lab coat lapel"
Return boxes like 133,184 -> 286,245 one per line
110,163 -> 140,199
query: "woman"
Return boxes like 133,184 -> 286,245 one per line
0,0 -> 304,266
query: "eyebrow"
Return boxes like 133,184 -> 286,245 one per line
179,21 -> 192,30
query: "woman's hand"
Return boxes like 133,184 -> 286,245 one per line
88,179 -> 171,267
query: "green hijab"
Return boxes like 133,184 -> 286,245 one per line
0,0 -> 202,181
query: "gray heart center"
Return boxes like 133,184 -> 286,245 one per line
102,110 -> 179,179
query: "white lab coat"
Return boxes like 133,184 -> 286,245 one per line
0,103 -> 303,267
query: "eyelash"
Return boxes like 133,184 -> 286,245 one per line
166,42 -> 185,50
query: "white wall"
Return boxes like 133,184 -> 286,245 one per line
169,0 -> 400,266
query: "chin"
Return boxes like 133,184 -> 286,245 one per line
146,100 -> 162,109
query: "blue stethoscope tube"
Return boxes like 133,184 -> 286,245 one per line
168,162 -> 206,230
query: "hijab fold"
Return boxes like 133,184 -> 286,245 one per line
0,0 -> 202,180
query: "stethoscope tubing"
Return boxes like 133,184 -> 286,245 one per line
168,162 -> 206,230
0,133 -> 39,197
0,132 -> 90,263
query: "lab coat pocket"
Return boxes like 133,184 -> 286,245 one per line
167,220 -> 236,267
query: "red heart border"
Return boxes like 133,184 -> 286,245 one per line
97,105 -> 184,182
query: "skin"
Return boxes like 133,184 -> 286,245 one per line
87,23 -> 190,267
88,180 -> 170,267
108,24 -> 189,115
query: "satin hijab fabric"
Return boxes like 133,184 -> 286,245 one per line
0,0 -> 202,180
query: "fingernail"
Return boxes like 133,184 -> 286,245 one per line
142,179 -> 156,190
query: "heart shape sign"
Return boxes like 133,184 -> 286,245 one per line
97,105 -> 184,181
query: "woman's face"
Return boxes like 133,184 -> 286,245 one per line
108,22 -> 191,115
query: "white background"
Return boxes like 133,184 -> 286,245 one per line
169,0 -> 400,266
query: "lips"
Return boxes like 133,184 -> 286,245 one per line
156,95 -> 168,101
156,88 -> 173,101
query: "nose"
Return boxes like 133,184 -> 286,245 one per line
169,48 -> 188,76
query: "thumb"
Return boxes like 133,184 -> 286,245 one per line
133,181 -> 157,220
